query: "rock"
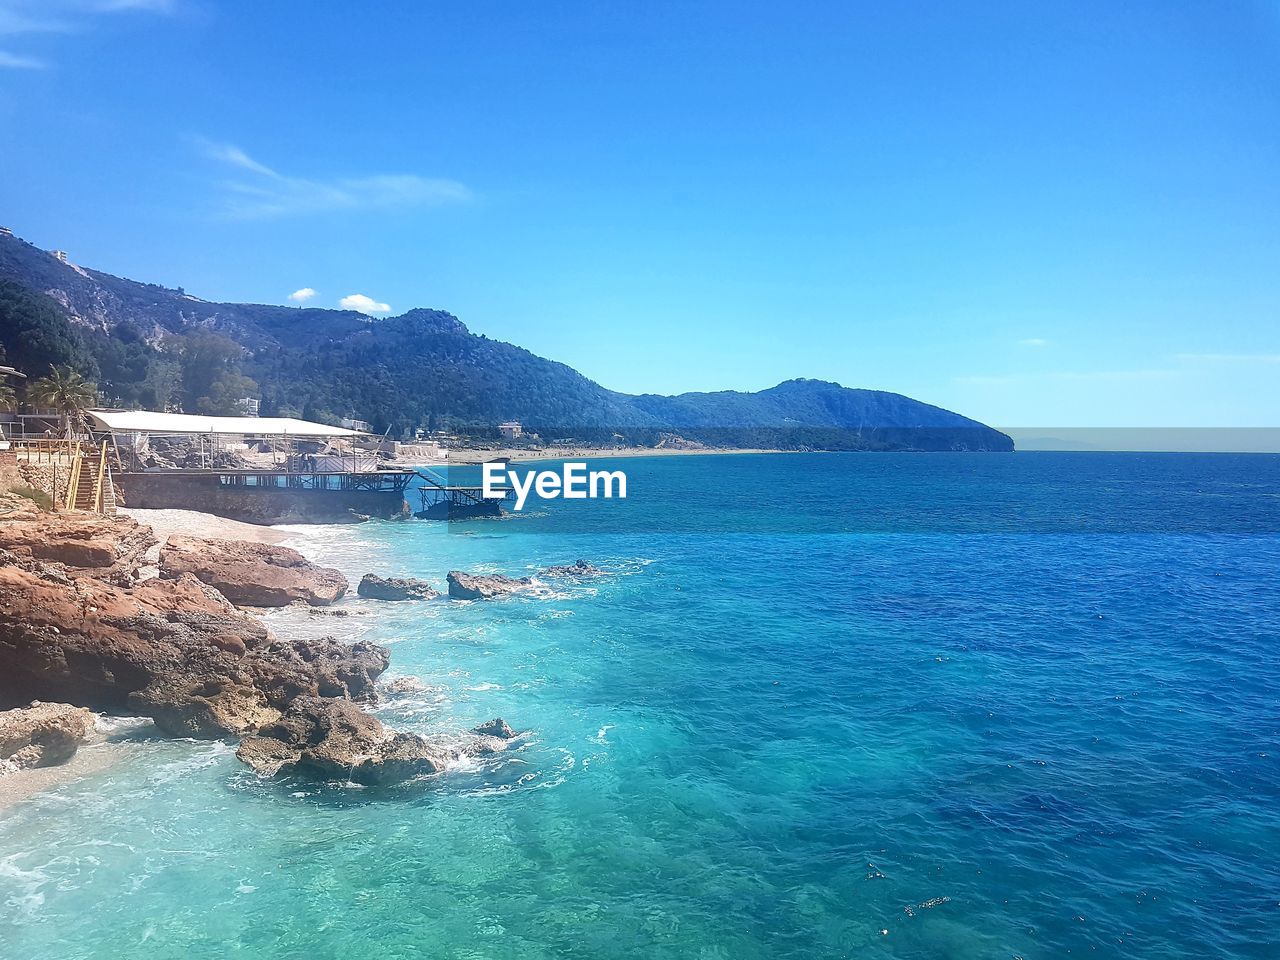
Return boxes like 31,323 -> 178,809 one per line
247,636 -> 389,705
159,535 -> 348,607
382,676 -> 429,695
0,507 -> 156,585
472,717 -> 517,739
357,574 -> 439,601
0,557 -> 388,739
539,559 -> 606,579
131,677 -> 279,739
0,701 -> 95,771
236,697 -> 451,785
446,570 -> 533,600
233,733 -> 301,778
0,517 -> 488,787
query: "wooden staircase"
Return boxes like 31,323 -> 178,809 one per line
65,442 -> 117,515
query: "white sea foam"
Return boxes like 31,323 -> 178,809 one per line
0,852 -> 49,918
93,715 -> 153,737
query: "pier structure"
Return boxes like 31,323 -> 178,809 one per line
79,409 -> 413,524
413,468 -> 511,520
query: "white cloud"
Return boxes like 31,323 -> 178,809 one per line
197,139 -> 471,220
0,49 -> 43,67
1017,338 -> 1050,347
0,0 -> 173,64
340,294 -> 391,316
196,139 -> 279,178
288,287 -> 317,304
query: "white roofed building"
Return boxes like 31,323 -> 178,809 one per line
85,410 -> 364,439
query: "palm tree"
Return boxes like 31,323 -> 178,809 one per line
0,382 -> 16,412
27,366 -> 98,438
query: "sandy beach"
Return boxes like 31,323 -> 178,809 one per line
120,507 -> 292,546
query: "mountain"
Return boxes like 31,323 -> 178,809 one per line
0,227 -> 1012,451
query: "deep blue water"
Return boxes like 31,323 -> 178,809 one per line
2,453 -> 1279,959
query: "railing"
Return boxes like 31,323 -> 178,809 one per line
95,444 -> 109,512
64,441 -> 84,510
9,438 -> 85,463
6,438 -> 114,514
210,470 -> 416,493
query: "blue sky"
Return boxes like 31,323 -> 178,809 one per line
1,0 -> 1278,428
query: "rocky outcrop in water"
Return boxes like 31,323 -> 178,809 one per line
159,535 -> 348,607
472,717 -> 517,739
447,562 -> 607,599
236,700 -> 524,783
0,501 -> 518,786
0,701 -> 95,772
446,570 -> 533,600
357,574 -> 439,601
236,697 -> 451,783
0,551 -> 387,739
539,559 -> 606,579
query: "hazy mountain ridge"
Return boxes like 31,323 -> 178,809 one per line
0,229 -> 1012,450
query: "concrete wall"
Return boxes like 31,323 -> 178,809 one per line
115,472 -> 410,525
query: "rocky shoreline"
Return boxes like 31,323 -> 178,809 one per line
0,493 -> 532,799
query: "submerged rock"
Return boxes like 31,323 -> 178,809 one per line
159,535 -> 348,607
539,559 -> 606,579
446,570 -> 533,600
0,701 -> 95,772
382,676 -> 429,695
357,574 -> 440,601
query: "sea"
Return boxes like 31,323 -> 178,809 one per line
2,452 -> 1279,959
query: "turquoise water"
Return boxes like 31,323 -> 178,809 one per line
3,453 -> 1280,959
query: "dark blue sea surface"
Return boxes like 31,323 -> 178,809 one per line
2,453 -> 1278,959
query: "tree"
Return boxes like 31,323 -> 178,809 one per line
196,371 -> 259,415
164,332 -> 248,412
26,366 -> 98,437
0,382 -> 16,411
0,281 -> 97,378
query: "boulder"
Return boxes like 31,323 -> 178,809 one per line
0,701 -> 95,771
357,574 -> 439,601
0,506 -> 156,585
159,535 -> 348,607
446,570 -> 533,600
236,697 -> 451,785
539,559 -> 606,579
472,717 -> 517,739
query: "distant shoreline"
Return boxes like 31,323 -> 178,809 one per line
446,446 -> 793,465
